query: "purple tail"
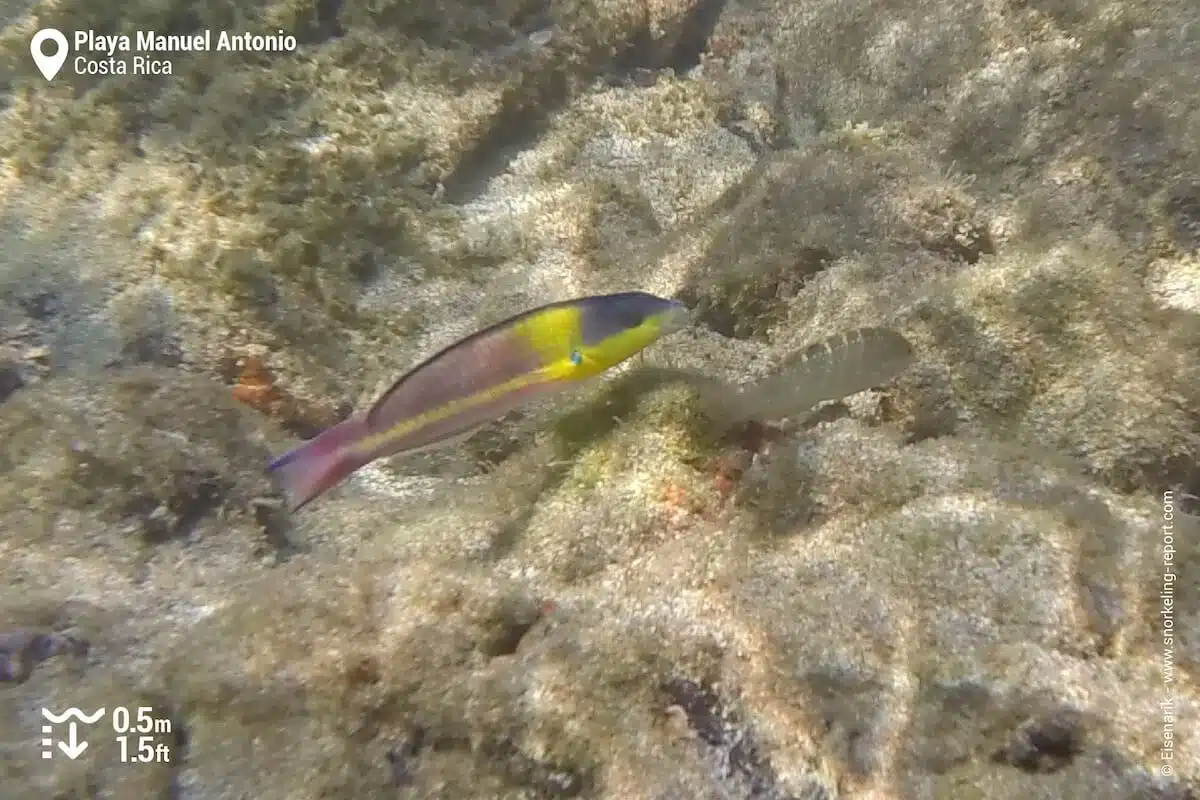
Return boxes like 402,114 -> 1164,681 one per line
267,415 -> 370,511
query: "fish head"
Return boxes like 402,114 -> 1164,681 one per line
570,292 -> 691,376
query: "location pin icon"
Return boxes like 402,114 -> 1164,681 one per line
31,29 -> 68,82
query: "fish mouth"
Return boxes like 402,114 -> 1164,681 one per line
657,301 -> 694,336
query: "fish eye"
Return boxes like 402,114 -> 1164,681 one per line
569,349 -> 583,365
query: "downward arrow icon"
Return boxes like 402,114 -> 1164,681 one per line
57,722 -> 88,759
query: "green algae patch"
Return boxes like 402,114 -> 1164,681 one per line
0,368 -> 280,550
550,371 -> 713,462
557,382 -> 711,494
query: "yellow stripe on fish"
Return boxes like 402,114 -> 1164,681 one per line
346,363 -> 554,459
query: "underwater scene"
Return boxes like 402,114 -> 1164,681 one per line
0,0 -> 1197,797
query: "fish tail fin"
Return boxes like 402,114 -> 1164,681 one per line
267,416 -> 369,512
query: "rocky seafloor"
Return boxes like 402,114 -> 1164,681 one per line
0,0 -> 1198,797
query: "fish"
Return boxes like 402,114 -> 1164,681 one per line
615,327 -> 916,429
713,327 -> 916,425
268,291 -> 691,511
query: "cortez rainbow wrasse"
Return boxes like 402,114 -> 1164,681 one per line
268,291 -> 691,511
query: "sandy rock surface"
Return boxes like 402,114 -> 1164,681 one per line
1,0 -> 1197,797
